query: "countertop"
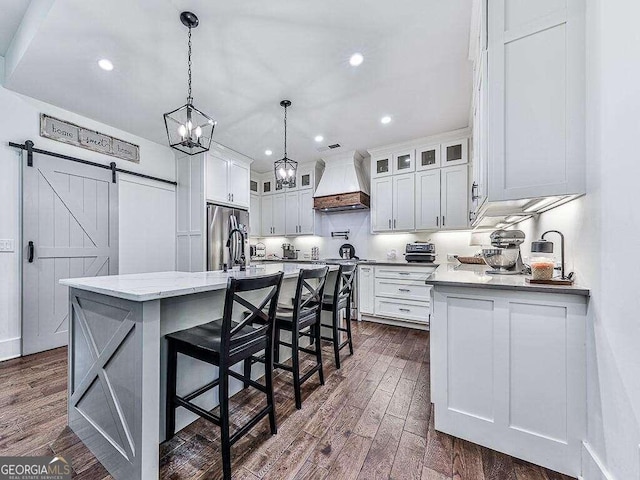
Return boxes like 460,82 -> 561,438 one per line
60,263 -> 338,302
253,258 -> 440,268
425,264 -> 590,296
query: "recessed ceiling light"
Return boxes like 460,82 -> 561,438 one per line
349,53 -> 364,67
98,59 -> 114,71
265,149 -> 273,156
380,116 -> 392,124
314,135 -> 324,143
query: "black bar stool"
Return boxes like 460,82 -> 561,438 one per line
165,272 -> 283,480
249,266 -> 329,410
317,263 -> 356,369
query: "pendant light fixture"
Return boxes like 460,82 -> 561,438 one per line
274,100 -> 297,188
164,12 -> 216,156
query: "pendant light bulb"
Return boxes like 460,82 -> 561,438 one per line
178,124 -> 187,137
279,168 -> 286,178
195,126 -> 202,138
287,168 -> 294,177
186,120 -> 193,132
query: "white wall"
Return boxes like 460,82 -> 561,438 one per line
0,66 -> 176,360
253,209 -> 479,262
515,1 -> 640,478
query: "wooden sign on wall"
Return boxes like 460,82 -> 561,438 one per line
40,114 -> 140,163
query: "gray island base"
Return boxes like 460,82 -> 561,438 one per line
60,263 -> 338,479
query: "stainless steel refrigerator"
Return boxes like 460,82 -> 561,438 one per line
206,204 -> 249,271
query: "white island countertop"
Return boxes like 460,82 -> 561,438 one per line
60,263 -> 337,302
426,263 -> 590,296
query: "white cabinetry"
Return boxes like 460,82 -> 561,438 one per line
392,174 -> 415,231
415,170 -> 441,230
205,153 -> 250,208
358,264 -> 436,329
249,193 -> 260,237
357,265 -> 374,315
441,165 -> 469,229
369,130 -> 471,233
371,177 -> 393,232
430,285 -> 586,477
261,193 -> 286,236
284,190 -> 318,235
414,166 -> 469,231
482,0 -> 585,202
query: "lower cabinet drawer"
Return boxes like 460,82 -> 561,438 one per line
375,278 -> 432,302
374,298 -> 430,323
374,266 -> 436,281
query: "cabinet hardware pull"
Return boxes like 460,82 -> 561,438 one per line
398,288 -> 410,292
388,219 -> 391,229
436,216 -> 439,227
393,219 -> 396,228
442,216 -> 445,226
28,241 -> 34,263
399,308 -> 411,312
399,272 -> 410,275
471,182 -> 479,201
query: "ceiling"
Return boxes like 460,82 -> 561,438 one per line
3,0 -> 473,172
0,0 -> 31,55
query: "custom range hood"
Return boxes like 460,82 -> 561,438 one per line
313,151 -> 370,212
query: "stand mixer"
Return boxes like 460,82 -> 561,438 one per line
482,229 -> 526,275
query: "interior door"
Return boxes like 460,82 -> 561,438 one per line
393,173 -> 415,231
23,153 -> 118,355
416,170 -> 441,230
371,177 -> 393,232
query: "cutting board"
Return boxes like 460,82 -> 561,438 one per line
526,278 -> 574,286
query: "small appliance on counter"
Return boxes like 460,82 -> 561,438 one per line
282,243 -> 298,260
405,242 -> 436,263
250,242 -> 266,260
482,229 -> 526,274
339,243 -> 358,260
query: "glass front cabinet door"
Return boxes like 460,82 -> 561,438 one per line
262,178 -> 273,195
372,154 -> 392,178
392,150 -> 415,174
441,138 -> 468,167
416,144 -> 441,171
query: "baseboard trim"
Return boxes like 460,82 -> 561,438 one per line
0,336 -> 21,362
582,442 -> 615,480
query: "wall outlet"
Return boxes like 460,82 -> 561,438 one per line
0,239 -> 15,252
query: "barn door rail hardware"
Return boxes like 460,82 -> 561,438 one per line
9,140 -> 177,186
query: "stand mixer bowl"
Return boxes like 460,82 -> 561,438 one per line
482,247 -> 520,270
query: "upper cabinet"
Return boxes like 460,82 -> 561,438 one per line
392,150 -> 416,175
441,139 -> 468,167
205,153 -> 250,208
416,144 -> 441,171
484,0 -> 585,202
369,130 -> 471,233
251,161 -> 324,237
371,154 -> 392,178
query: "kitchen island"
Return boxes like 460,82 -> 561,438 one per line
426,264 -> 589,477
59,263 -> 337,480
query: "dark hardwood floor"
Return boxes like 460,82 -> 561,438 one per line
0,321 -> 574,480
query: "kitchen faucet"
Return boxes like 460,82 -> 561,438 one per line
226,228 -> 247,271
